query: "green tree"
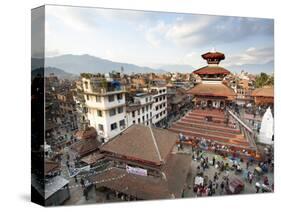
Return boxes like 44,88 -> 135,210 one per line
266,75 -> 274,86
255,72 -> 273,88
100,78 -> 107,89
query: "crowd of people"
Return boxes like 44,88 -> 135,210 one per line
178,133 -> 255,159
191,149 -> 234,196
189,147 -> 274,197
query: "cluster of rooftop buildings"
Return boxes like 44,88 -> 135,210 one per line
33,50 -> 274,205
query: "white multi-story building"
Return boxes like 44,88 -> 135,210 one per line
82,77 -> 127,142
126,93 -> 154,126
144,86 -> 168,126
81,76 -> 168,141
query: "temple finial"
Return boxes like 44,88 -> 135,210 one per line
211,47 -> 216,53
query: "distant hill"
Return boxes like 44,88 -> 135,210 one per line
32,54 -> 273,77
227,60 -> 274,74
32,67 -> 77,80
44,54 -> 164,75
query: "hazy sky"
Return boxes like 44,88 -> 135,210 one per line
45,5 -> 274,69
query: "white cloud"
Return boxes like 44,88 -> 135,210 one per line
246,47 -> 256,52
45,6 -> 97,32
44,6 -> 274,68
182,52 -> 197,64
141,15 -> 273,49
166,16 -> 216,44
141,17 -> 212,47
141,16 -> 219,48
93,9 -> 148,23
144,21 -> 168,47
225,46 -> 274,66
176,16 -> 184,22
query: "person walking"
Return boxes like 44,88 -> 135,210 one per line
247,171 -> 251,181
80,178 -> 85,188
208,180 -> 213,195
213,172 -> 218,182
249,173 -> 253,184
212,157 -> 216,166
220,181 -> 225,195
66,160 -> 70,169
255,182 -> 261,193
225,177 -> 229,187
83,188 -> 89,200
263,176 -> 269,185
246,161 -> 250,170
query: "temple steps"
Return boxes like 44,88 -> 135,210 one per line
183,114 -> 226,122
180,117 -> 233,128
169,127 -> 249,147
177,119 -> 240,133
172,123 -> 243,138
169,109 -> 251,149
190,111 -> 225,119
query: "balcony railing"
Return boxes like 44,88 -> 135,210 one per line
90,86 -> 126,94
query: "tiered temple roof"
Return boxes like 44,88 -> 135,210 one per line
187,83 -> 236,98
193,66 -> 231,75
187,51 -> 235,98
202,51 -> 225,61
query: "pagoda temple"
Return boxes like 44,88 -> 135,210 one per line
187,50 -> 236,108
169,51 -> 260,160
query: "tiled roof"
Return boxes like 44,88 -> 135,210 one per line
193,66 -> 230,75
91,152 -> 191,200
70,139 -> 100,158
92,167 -> 171,199
75,127 -> 97,140
100,125 -> 177,165
252,87 -> 274,97
186,83 -> 236,97
80,152 -> 104,165
202,52 -> 225,60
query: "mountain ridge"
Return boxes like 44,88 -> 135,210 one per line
32,54 -> 274,76
44,54 -> 164,75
